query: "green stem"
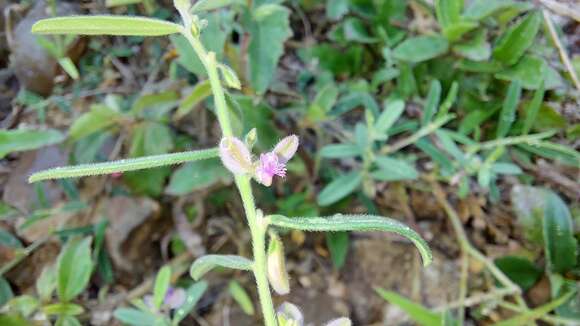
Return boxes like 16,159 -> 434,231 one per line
179,27 -> 277,326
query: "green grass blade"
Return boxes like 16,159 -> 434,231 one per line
32,16 -> 181,36
268,214 -> 433,266
496,80 -> 522,139
29,148 -> 218,183
422,79 -> 442,126
522,80 -> 545,135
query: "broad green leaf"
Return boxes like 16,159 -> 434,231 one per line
522,80 -> 545,135
496,80 -> 522,139
153,266 -> 171,310
372,156 -> 418,181
42,303 -> 84,316
7,295 -> 39,318
0,129 -> 65,159
550,274 -> 580,319
422,80 -> 441,126
341,17 -> 377,43
453,29 -> 491,61
327,0 -> 349,20
393,36 -> 449,63
29,148 -> 218,182
494,291 -> 574,326
543,192 -> 577,274
114,308 -> 159,326
374,100 -> 405,135
495,55 -> 546,90
326,232 -> 349,269
32,16 -> 181,36
69,105 -> 122,141
376,288 -> 443,326
317,172 -> 362,206
172,12 -> 233,76
320,144 -> 361,158
511,186 -> 549,244
268,214 -> 433,266
57,237 -> 93,302
174,80 -> 212,120
443,21 -> 478,42
55,316 -> 82,326
190,255 -> 253,280
173,281 -> 208,324
248,4 -> 292,94
228,281 -> 255,315
166,159 -> 229,195
192,0 -> 239,12
494,256 -> 542,291
493,11 -> 541,66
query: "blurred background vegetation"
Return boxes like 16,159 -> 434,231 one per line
0,0 -> 579,325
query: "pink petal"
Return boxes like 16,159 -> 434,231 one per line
219,137 -> 253,175
273,135 -> 299,163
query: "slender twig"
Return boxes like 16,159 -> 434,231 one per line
498,301 -> 580,326
542,9 -> 580,92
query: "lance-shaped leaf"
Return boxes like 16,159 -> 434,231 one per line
268,214 -> 433,266
29,148 -> 218,182
31,16 -> 181,36
190,255 -> 253,280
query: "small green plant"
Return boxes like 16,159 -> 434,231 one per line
28,1 -> 433,325
2,236 -> 93,326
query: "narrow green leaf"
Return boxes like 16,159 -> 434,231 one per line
0,277 -> 13,307
228,281 -> 255,315
153,266 -> 171,310
435,0 -> 462,28
326,232 -> 349,269
320,144 -> 361,158
372,156 -> 418,181
29,148 -> 218,182
422,80 -> 442,126
57,237 -> 93,302
317,172 -> 362,206
268,214 -> 433,266
190,255 -> 253,280
496,80 -> 522,139
393,36 -> 449,63
69,105 -> 122,141
493,11 -> 542,65
173,281 -> 208,324
42,303 -> 84,316
376,288 -> 443,326
58,57 -> 79,80
463,0 -> 520,21
494,292 -> 574,326
32,16 -> 181,36
543,193 -> 577,274
0,129 -> 65,159
175,80 -> 212,120
522,80 -> 545,135
375,100 -> 405,135
495,55 -> 546,90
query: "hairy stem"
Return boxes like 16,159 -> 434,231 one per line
179,26 -> 277,326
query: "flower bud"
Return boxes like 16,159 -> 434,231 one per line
277,302 -> 303,326
325,317 -> 352,326
219,137 -> 253,175
218,64 -> 242,90
273,135 -> 299,163
267,233 -> 290,295
244,128 -> 258,149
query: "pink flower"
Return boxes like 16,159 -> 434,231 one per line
255,152 -> 287,187
218,134 -> 299,187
